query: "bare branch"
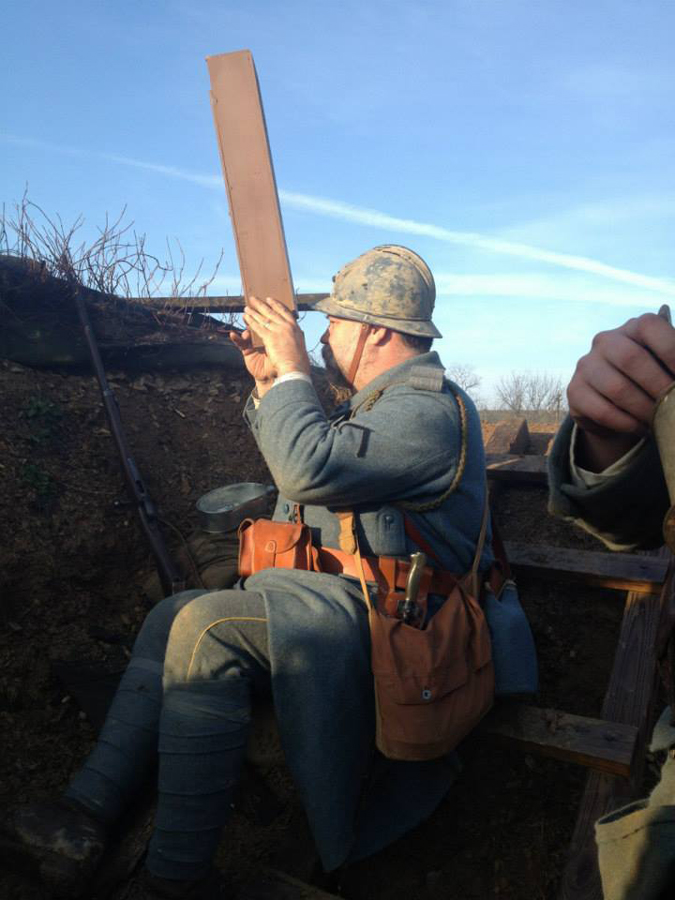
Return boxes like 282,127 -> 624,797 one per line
0,194 -> 225,331
446,363 -> 481,394
496,370 -> 567,419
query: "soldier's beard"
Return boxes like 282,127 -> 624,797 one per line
322,343 -> 354,404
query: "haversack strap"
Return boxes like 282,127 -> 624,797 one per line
334,510 -> 357,555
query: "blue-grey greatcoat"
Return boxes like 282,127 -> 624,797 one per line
238,351 -> 491,871
549,417 -> 675,900
548,416 -> 667,550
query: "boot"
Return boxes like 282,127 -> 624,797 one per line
0,799 -> 108,896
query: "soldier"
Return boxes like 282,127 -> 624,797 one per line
549,311 -> 675,900
1,245 -> 493,899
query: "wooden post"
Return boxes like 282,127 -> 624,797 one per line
206,50 -> 295,345
559,559 -> 670,899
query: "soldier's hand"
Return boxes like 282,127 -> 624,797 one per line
568,313 -> 675,470
243,296 -> 311,379
229,327 -> 276,385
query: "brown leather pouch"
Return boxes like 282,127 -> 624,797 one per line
352,477 -> 494,761
238,518 -> 316,577
369,576 -> 494,761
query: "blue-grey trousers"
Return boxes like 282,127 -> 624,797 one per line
66,588 -> 271,881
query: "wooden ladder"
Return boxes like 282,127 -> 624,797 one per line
486,452 -> 673,899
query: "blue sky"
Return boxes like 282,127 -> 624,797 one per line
2,0 -> 674,403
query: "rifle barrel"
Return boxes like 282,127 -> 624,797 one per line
74,288 -> 185,597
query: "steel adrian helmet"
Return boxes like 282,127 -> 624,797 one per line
314,245 -> 442,339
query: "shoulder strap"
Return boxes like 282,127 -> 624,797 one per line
403,515 -> 442,565
335,509 -> 358,554
488,512 -> 512,580
397,387 -> 468,513
467,481 -> 490,596
403,478 -> 490,584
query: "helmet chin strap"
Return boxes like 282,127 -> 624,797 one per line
346,323 -> 371,387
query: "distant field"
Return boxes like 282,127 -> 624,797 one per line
479,409 -> 565,426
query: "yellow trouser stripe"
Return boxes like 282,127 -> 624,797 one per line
187,616 -> 268,679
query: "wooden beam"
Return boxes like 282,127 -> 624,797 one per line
559,566 -> 669,899
207,50 -> 295,345
129,293 -> 328,312
504,542 -> 668,595
486,453 -> 548,484
480,703 -> 638,778
239,868 -> 342,899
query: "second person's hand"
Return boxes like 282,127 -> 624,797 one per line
568,312 -> 675,471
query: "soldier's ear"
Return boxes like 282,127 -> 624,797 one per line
370,326 -> 391,346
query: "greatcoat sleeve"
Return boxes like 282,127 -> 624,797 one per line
547,415 -> 668,550
243,378 -> 460,508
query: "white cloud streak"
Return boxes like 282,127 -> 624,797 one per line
432,273 -> 665,308
109,155 -> 675,297
279,190 -> 675,297
4,134 -> 675,298
102,153 -> 222,189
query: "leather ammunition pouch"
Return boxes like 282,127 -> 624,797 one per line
238,517 -> 317,576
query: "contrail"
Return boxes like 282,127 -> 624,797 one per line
5,135 -> 675,297
103,153 -> 222,189
107,154 -> 675,297
280,191 -> 675,297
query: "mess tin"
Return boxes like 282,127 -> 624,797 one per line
196,482 -> 276,534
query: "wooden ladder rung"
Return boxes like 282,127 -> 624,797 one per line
486,453 -> 548,484
504,542 -> 668,595
480,703 -> 638,778
238,868 -> 342,899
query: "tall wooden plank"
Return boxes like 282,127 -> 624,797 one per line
559,579 -> 667,900
206,50 -> 295,344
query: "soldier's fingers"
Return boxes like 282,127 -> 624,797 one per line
247,295 -> 280,317
245,296 -> 270,320
230,326 -> 252,344
264,297 -> 298,322
568,378 -> 647,436
590,329 -> 675,400
623,313 -> 675,376
243,308 -> 273,330
576,360 -> 656,426
247,295 -> 296,326
570,348 -> 660,425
